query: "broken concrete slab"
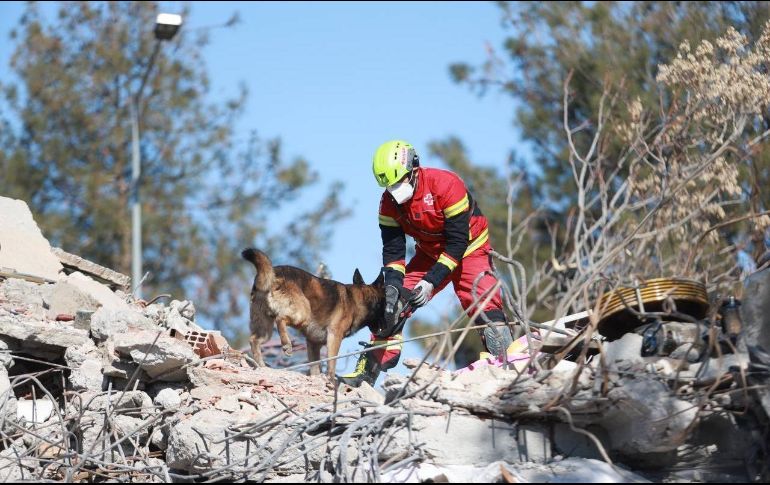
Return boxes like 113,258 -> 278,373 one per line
166,408 -> 266,473
604,333 -> 644,367
600,378 -> 698,454
0,315 -> 91,356
51,247 -> 130,290
0,440 -> 34,482
413,414 -> 520,466
695,353 -> 748,383
61,272 -> 130,312
0,197 -> 63,282
87,390 -> 155,418
113,330 -> 198,381
150,422 -> 170,451
90,307 -> 156,341
0,278 -> 48,319
0,367 -> 18,433
516,457 -> 650,483
65,338 -> 103,392
46,280 -> 100,320
102,359 -> 144,380
112,414 -> 151,444
78,411 -> 152,460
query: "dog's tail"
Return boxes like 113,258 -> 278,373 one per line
241,248 -> 275,292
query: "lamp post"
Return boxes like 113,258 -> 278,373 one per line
130,13 -> 183,297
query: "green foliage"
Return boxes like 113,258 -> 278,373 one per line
0,1 -> 349,346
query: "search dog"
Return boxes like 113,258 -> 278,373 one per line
241,248 -> 385,378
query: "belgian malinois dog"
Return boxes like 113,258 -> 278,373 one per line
241,248 -> 385,378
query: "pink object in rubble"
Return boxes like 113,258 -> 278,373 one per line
454,335 -> 536,375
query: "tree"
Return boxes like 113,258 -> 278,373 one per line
420,2 -> 770,366
420,139 -> 556,367
449,1 -> 770,261
0,1 -> 349,345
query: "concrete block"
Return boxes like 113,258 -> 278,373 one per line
46,281 -> 100,319
604,333 -> 644,366
90,307 -> 155,341
414,414 -> 520,466
62,272 -> 129,312
113,330 -> 198,381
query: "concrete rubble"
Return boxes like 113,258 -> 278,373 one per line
51,247 -> 131,291
0,197 -> 63,282
0,194 -> 768,483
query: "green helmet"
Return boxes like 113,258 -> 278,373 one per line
372,140 -> 418,187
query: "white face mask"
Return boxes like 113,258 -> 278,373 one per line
387,180 -> 414,204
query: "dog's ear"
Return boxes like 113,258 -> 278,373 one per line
372,270 -> 384,287
353,268 -> 364,285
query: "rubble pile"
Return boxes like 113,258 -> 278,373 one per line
0,194 -> 768,483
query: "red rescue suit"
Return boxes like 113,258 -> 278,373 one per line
378,167 -> 503,316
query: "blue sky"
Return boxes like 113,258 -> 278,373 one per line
0,1 -> 525,378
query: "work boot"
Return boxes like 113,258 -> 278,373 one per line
480,322 -> 514,358
338,335 -> 402,388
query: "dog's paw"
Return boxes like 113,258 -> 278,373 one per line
282,344 -> 293,356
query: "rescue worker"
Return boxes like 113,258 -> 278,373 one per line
339,140 -> 514,387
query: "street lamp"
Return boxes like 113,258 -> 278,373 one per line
154,13 -> 182,40
130,13 -> 183,298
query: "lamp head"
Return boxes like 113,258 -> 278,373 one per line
154,13 -> 183,41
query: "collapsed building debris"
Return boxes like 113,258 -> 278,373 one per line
0,194 -> 768,482
50,248 -> 131,292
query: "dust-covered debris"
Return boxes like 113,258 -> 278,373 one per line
0,195 -> 768,483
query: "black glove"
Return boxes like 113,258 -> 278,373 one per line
384,285 -> 401,329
